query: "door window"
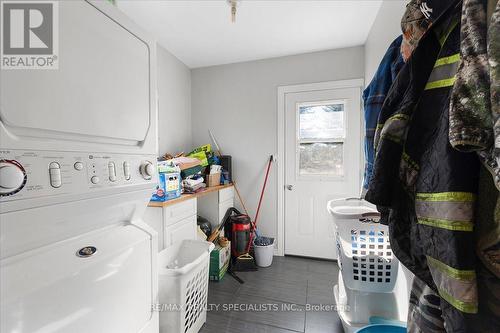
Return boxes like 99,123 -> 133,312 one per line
297,101 -> 346,177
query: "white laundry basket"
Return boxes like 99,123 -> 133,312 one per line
328,198 -> 398,293
158,240 -> 215,333
327,198 -> 408,333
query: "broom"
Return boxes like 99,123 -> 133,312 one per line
233,155 -> 273,271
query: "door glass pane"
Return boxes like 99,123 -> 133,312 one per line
299,102 -> 345,140
299,142 -> 343,176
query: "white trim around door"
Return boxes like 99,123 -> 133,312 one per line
276,79 -> 364,257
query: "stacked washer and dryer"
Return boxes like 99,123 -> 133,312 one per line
1,1 -> 160,332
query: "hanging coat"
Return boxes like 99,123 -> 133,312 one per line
365,0 -> 490,330
449,0 -> 500,328
362,35 -> 404,191
449,0 -> 499,189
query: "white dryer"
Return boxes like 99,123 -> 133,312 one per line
0,1 -> 159,332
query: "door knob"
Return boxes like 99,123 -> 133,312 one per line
286,184 -> 294,191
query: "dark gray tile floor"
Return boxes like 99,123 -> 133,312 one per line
200,256 -> 344,333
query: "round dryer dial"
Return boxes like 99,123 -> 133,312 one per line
139,161 -> 154,180
0,160 -> 27,196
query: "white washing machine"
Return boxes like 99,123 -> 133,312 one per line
0,1 -> 159,332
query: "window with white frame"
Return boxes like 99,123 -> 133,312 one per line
297,101 -> 346,177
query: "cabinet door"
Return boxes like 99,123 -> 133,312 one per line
218,199 -> 234,224
219,187 -> 234,203
164,215 -> 197,248
163,198 -> 197,227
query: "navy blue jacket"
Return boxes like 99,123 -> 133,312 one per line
362,36 -> 404,190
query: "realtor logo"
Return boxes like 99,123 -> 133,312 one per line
1,0 -> 59,69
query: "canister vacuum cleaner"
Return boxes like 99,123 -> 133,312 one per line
223,208 -> 257,272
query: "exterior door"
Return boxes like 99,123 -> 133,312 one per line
284,86 -> 361,259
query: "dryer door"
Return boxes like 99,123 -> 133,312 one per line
0,0 -> 155,150
1,224 -> 155,333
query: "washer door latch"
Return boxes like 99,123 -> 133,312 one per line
77,246 -> 97,258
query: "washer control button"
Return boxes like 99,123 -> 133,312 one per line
49,162 -> 62,188
74,162 -> 84,171
108,162 -> 116,182
123,161 -> 131,180
91,176 -> 100,184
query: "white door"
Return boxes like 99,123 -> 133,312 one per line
284,86 -> 362,259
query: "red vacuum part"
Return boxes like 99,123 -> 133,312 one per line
230,215 -> 252,257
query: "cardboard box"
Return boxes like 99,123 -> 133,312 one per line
210,262 -> 229,282
206,172 -> 221,187
209,242 -> 231,281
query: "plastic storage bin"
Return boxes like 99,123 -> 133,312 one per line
356,314 -> 406,333
158,240 -> 215,333
355,324 -> 406,333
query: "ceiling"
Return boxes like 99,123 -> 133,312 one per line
117,0 -> 382,68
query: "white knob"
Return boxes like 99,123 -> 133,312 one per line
91,176 -> 100,184
140,161 -> 155,180
0,161 -> 25,195
145,163 -> 154,176
74,162 -> 84,171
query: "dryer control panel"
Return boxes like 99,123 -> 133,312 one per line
0,150 -> 157,201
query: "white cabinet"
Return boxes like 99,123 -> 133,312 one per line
164,215 -> 197,248
218,199 -> 234,224
163,198 -> 197,227
143,186 -> 235,251
143,198 -> 197,252
219,187 -> 234,203
198,187 -> 235,229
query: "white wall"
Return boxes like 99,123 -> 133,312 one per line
191,47 -> 364,243
157,45 -> 192,155
364,0 -> 407,83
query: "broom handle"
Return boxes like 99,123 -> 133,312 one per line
254,155 -> 273,226
233,181 -> 250,216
